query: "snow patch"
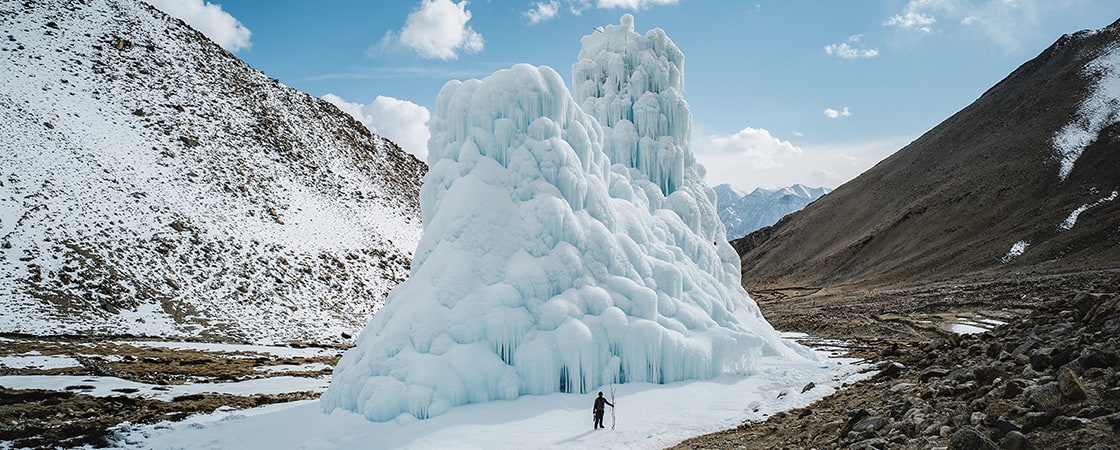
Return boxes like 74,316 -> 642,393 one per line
1052,44 -> 1120,180
0,354 -> 81,370
1001,240 -> 1030,263
1058,190 -> 1118,231
950,322 -> 988,335
0,375 -> 329,400
255,362 -> 333,373
950,317 -> 1005,335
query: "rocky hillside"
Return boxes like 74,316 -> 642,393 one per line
0,0 -> 425,343
714,183 -> 830,240
734,19 -> 1120,292
676,289 -> 1120,449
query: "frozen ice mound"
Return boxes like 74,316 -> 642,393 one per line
322,15 -> 814,422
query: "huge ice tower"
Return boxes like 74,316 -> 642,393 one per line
322,14 -> 813,422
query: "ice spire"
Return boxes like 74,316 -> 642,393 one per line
322,16 -> 812,423
573,13 -> 689,196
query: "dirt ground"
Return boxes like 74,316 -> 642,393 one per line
750,270 -> 1120,341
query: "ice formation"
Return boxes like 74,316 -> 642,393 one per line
322,15 -> 813,422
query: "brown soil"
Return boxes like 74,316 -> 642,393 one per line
0,388 -> 317,449
752,270 -> 1120,341
0,335 -> 340,383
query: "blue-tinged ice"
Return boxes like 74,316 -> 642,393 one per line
322,15 -> 814,422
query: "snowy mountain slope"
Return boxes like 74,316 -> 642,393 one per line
713,184 -> 830,240
0,0 -> 424,343
734,19 -> 1120,291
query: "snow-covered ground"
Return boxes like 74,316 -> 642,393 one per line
0,329 -> 864,449
113,352 -> 867,449
0,374 -> 329,401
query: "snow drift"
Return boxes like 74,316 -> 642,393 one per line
322,14 -> 812,422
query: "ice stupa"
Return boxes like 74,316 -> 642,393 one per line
322,14 -> 814,422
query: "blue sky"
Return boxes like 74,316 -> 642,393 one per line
146,0 -> 1118,191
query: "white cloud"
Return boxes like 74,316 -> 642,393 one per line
143,0 -> 251,52
322,94 -> 432,160
883,12 -> 937,32
886,0 -> 1080,51
568,0 -> 592,14
824,107 -> 852,119
694,131 -> 911,192
520,0 -> 674,22
596,0 -> 679,9
387,0 -> 484,60
525,1 -> 561,24
703,127 -> 802,170
824,36 -> 879,59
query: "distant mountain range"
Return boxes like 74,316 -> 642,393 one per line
734,18 -> 1120,292
713,184 -> 830,240
0,0 -> 425,343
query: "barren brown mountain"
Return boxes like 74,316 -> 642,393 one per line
735,19 -> 1120,295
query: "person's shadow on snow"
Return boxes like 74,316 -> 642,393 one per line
554,429 -> 598,445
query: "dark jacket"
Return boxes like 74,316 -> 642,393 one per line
594,396 -> 613,412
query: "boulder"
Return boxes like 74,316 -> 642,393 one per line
876,362 -> 905,379
999,430 -> 1028,450
948,426 -> 998,450
1021,411 -> 1056,432
920,368 -> 951,382
975,365 -> 1003,386
1003,379 -> 1029,399
850,437 -> 888,450
1024,382 -> 1062,411
851,416 -> 889,433
991,419 -> 1021,440
1057,367 -> 1087,400
1010,340 -> 1037,358
1052,415 -> 1088,430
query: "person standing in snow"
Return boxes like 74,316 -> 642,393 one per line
592,391 -> 613,429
